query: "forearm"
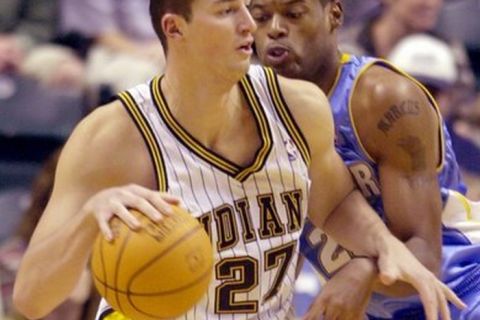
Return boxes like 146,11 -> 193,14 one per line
321,190 -> 395,258
13,211 -> 98,319
405,235 -> 441,276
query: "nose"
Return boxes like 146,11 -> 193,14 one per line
268,14 -> 287,39
239,4 -> 258,34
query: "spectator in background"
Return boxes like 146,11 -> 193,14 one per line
448,94 -> 480,200
0,0 -> 86,92
0,0 -> 57,72
388,34 -> 458,119
60,0 -> 166,94
341,0 -> 379,27
339,0 -> 476,107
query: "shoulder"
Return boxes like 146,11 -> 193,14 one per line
351,64 -> 440,161
58,100 -> 155,188
353,64 -> 433,117
276,75 -> 335,155
69,100 -> 136,150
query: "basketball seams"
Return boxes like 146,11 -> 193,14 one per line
127,267 -> 212,319
98,236 -> 108,301
114,226 -> 132,315
126,224 -> 205,294
93,220 -> 212,319
115,223 -> 211,319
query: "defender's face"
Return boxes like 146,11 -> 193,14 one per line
185,0 -> 257,78
250,0 -> 332,80
387,0 -> 443,31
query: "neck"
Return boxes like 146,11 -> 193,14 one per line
372,13 -> 410,57
312,50 -> 343,94
161,61 -> 244,145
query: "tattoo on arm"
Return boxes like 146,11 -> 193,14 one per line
397,135 -> 426,171
377,100 -> 420,135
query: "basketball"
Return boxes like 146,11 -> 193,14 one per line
90,206 -> 213,319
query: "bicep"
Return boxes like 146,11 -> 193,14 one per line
355,71 -> 443,242
377,107 -> 442,242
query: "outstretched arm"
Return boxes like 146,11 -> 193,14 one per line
277,75 -> 464,320
353,65 -> 443,277
332,66 -> 445,299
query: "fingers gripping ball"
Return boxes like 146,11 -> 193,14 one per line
91,206 -> 213,319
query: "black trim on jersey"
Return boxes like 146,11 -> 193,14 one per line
150,75 -> 273,182
150,76 -> 239,176
98,308 -> 114,320
263,67 -> 311,166
117,91 -> 168,192
235,74 -> 274,182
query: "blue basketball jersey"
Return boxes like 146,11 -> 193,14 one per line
329,54 -> 465,221
298,54 -> 480,319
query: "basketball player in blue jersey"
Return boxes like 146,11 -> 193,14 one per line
252,0 -> 480,319
13,0 -> 464,319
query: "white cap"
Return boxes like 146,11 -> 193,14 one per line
388,34 -> 458,88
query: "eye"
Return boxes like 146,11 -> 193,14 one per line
219,5 -> 239,16
252,13 -> 271,23
286,10 -> 304,19
221,7 -> 235,15
250,10 -> 271,23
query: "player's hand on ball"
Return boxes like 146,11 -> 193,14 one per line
303,258 -> 374,320
81,184 -> 181,241
377,236 -> 466,320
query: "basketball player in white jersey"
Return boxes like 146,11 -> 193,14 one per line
14,0 -> 463,319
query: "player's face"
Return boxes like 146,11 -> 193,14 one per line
251,0 -> 338,81
185,0 -> 257,79
385,0 -> 443,31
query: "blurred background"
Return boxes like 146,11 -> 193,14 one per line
0,0 -> 479,319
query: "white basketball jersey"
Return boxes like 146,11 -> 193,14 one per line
95,65 -> 311,320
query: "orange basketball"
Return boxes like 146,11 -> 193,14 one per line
91,206 -> 213,319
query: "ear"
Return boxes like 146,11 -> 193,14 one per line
327,0 -> 344,32
161,13 -> 185,42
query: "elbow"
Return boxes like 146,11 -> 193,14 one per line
13,283 -> 48,319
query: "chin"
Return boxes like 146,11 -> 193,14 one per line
238,59 -> 252,73
225,61 -> 251,82
271,65 -> 302,80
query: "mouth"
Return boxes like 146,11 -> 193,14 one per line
264,45 -> 291,66
238,40 -> 254,55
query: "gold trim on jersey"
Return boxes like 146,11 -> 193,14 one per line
451,190 -> 473,220
327,53 -> 351,98
236,75 -> 273,181
150,75 -> 273,182
348,59 -> 446,171
263,67 -> 311,166
101,311 -> 130,320
117,92 -> 168,191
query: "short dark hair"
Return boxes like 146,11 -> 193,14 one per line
149,0 -> 194,51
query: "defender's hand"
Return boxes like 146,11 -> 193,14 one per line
303,258 -> 375,320
377,236 -> 466,320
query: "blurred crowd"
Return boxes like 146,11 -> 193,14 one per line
0,0 -> 479,319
